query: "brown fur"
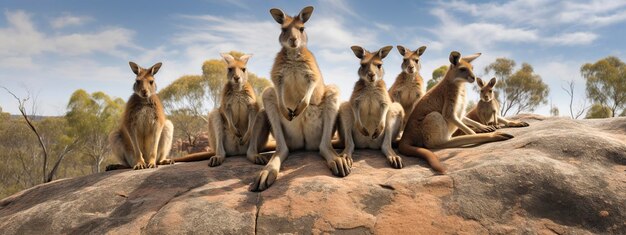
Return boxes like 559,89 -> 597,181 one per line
399,51 -> 514,174
338,45 -> 404,169
454,77 -> 529,136
388,45 -> 426,129
174,54 -> 272,166
250,6 -> 348,192
106,62 -> 174,171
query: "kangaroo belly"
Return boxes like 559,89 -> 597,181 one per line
357,96 -> 383,131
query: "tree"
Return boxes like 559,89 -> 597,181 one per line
561,80 -> 588,119
1,86 -> 78,183
484,58 -> 549,116
65,90 -> 124,173
550,106 -> 560,116
427,65 -> 448,90
581,56 -> 626,117
586,103 -> 613,119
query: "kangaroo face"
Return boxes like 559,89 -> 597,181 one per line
397,45 -> 426,75
351,45 -> 393,83
129,62 -> 161,98
477,77 -> 497,102
221,53 -> 252,88
448,51 -> 481,84
270,6 -> 314,49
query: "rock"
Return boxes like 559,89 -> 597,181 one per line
0,116 -> 624,234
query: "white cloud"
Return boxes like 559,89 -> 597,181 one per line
545,32 -> 598,45
50,14 -> 91,29
0,10 -> 136,68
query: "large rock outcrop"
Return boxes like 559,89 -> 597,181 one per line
0,116 -> 624,234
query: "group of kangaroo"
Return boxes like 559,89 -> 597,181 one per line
106,6 -> 529,192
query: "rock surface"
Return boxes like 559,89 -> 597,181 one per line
0,115 -> 625,234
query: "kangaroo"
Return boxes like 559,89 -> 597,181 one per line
337,45 -> 405,168
388,45 -> 426,130
106,62 -> 174,171
173,54 -> 273,166
465,77 -> 529,128
398,51 -> 513,174
250,6 -> 350,192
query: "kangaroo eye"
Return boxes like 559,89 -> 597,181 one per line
377,64 -> 382,69
228,68 -> 233,73
149,80 -> 154,85
414,59 -> 419,63
242,68 -> 246,73
459,67 -> 468,72
281,28 -> 287,33
299,27 -> 305,32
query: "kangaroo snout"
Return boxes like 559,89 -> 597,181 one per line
233,75 -> 240,82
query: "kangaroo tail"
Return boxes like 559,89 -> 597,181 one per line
173,151 -> 216,162
398,142 -> 446,174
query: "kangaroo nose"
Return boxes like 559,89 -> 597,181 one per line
367,72 -> 375,78
233,76 -> 240,82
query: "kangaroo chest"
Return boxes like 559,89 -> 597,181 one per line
454,86 -> 467,118
476,100 -> 497,124
355,86 -> 387,129
394,79 -> 422,109
280,60 -> 318,108
224,92 -> 254,130
130,104 -> 159,135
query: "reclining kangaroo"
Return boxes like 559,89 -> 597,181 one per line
106,62 -> 174,171
250,6 -> 351,191
398,52 -> 514,173
465,77 -> 530,128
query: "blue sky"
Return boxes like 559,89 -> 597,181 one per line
1,0 -> 625,116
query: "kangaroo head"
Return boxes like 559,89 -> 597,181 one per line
476,77 -> 497,102
447,51 -> 481,84
397,45 -> 426,74
351,45 -> 393,83
221,53 -> 252,88
129,62 -> 162,98
270,6 -> 314,50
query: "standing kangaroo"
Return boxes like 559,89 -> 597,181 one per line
338,45 -> 405,169
465,77 -> 530,128
398,52 -> 513,173
173,53 -> 273,166
250,6 -> 350,192
106,62 -> 174,171
388,45 -> 426,130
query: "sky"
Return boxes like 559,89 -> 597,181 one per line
1,0 -> 625,116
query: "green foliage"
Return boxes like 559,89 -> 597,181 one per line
66,90 -> 124,173
484,58 -> 549,116
427,65 -> 448,90
585,103 -> 613,119
581,56 -> 626,117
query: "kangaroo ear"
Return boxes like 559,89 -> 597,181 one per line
239,54 -> 253,64
416,46 -> 427,56
449,51 -> 461,66
350,45 -> 367,59
378,46 -> 393,59
149,62 -> 162,76
299,6 -> 314,23
476,77 -> 485,87
270,8 -> 286,24
129,61 -> 141,75
220,53 -> 235,65
488,77 -> 497,87
462,53 -> 481,64
397,45 -> 408,56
